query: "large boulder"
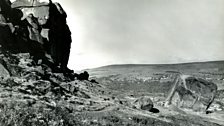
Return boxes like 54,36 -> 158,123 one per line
1,0 -> 72,72
166,75 -> 217,112
132,96 -> 154,111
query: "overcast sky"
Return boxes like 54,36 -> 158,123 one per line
53,0 -> 224,70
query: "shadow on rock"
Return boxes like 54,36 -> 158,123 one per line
149,108 -> 160,113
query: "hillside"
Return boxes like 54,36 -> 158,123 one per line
0,52 -> 224,126
89,61 -> 224,97
87,61 -> 224,125
89,60 -> 224,76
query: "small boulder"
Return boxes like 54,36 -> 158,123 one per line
133,96 -> 153,111
75,71 -> 89,80
80,71 -> 89,80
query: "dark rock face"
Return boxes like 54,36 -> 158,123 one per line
0,0 -> 15,52
166,75 -> 217,112
0,0 -> 45,54
46,1 -> 72,70
0,0 -> 72,72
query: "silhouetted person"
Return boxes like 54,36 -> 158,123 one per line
47,1 -> 73,73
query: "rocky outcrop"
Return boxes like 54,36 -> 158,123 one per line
165,74 -> 217,112
0,0 -> 72,72
0,51 -> 103,109
0,1 -> 91,112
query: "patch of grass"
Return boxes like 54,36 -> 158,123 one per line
0,100 -> 82,126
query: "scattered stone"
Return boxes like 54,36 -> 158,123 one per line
90,79 -> 98,84
0,63 -> 10,79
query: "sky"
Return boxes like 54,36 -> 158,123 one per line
14,0 -> 224,70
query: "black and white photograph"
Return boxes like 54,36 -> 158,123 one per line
0,0 -> 224,125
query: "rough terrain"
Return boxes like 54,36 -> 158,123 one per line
88,63 -> 224,126
1,51 -> 224,126
0,0 -> 223,125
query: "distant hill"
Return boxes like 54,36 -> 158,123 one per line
87,60 -> 224,83
96,60 -> 224,70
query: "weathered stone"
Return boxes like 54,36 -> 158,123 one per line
11,1 -> 50,29
165,75 -> 217,112
133,96 -> 153,111
0,63 -> 10,79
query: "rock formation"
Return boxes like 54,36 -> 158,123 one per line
132,96 -> 154,111
0,0 -> 72,73
75,71 -> 90,80
165,74 -> 217,112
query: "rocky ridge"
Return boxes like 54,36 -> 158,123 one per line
0,51 -> 114,125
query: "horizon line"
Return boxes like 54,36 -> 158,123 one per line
80,59 -> 224,70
